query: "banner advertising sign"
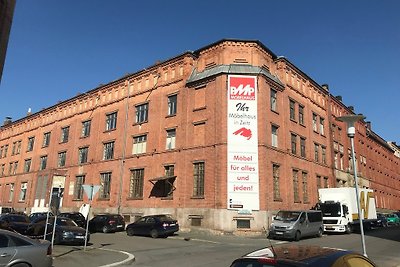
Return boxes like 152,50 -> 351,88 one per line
227,75 -> 259,211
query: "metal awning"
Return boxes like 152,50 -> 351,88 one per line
148,175 -> 176,183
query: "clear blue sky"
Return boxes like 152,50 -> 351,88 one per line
1,0 -> 399,142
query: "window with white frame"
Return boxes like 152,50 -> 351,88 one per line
166,129 -> 176,150
132,135 -> 147,155
312,113 -> 318,132
103,141 -> 115,160
135,103 -> 148,124
320,117 -> 325,135
60,126 -> 69,143
271,125 -> 278,148
270,89 -> 277,111
19,182 -> 27,201
105,112 -> 117,131
168,94 -> 177,116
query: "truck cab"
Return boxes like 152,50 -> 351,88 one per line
319,201 -> 352,233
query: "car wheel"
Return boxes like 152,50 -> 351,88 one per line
102,226 -> 110,233
150,229 -> 159,238
317,228 -> 323,238
127,228 -> 135,236
345,224 -> 353,234
294,231 -> 301,241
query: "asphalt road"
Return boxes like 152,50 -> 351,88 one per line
53,226 -> 400,267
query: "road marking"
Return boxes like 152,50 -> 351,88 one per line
98,248 -> 135,267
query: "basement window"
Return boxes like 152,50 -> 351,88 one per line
236,219 -> 250,229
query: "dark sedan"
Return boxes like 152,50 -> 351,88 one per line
25,216 -> 89,245
59,212 -> 87,228
126,214 -> 179,238
0,213 -> 31,234
230,245 -> 377,267
88,214 -> 125,233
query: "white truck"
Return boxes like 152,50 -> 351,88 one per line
318,187 -> 377,233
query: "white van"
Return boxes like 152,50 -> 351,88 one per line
268,210 -> 323,241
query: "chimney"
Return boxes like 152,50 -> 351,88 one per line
321,84 -> 329,91
366,121 -> 371,130
348,106 -> 354,112
335,95 -> 342,101
27,108 -> 32,116
3,117 -> 12,126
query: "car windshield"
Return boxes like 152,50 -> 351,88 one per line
7,215 -> 29,223
274,211 -> 300,221
319,203 -> 341,217
55,218 -> 77,227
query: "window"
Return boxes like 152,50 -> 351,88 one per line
43,132 -> 51,147
39,155 -> 47,170
298,105 -> 304,125
19,182 -> 27,201
321,146 -> 327,164
8,183 -> 14,202
302,172 -> 308,203
129,169 -> 144,198
270,89 -> 277,111
74,175 -> 85,200
105,112 -> 118,131
293,169 -> 300,202
27,137 -> 35,152
289,99 -> 296,120
271,125 -> 278,148
312,113 -> 318,132
135,103 -> 148,124
103,141 -> 115,160
334,152 -> 338,169
132,135 -> 147,155
273,164 -> 280,201
0,164 -> 5,176
300,137 -> 306,158
60,126 -> 69,143
3,144 -> 8,157
323,176 -> 329,188
320,117 -> 325,135
78,147 -> 89,164
193,162 -> 205,197
12,141 -> 21,155
8,162 -> 12,175
237,219 -> 250,229
99,172 -> 111,199
24,159 -> 31,173
167,94 -> 177,116
316,175 -> 322,190
0,146 -> 3,158
166,129 -> 176,150
58,151 -> 66,167
81,120 -> 91,137
291,133 -> 297,154
163,165 -> 175,197
314,143 -> 320,162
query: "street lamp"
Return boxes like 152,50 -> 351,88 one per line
337,114 -> 367,257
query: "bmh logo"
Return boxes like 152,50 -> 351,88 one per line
229,76 -> 256,100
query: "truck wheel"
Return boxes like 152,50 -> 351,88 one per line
345,224 -> 353,234
294,231 -> 301,241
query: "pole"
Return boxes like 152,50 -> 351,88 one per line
44,187 -> 54,241
350,136 -> 367,257
51,214 -> 57,250
84,185 -> 93,251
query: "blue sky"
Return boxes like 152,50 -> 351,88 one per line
1,0 -> 399,142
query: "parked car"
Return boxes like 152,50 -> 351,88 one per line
88,214 -> 125,233
126,214 -> 179,238
0,229 -> 53,267
386,213 -> 400,225
373,213 -> 388,227
0,213 -> 31,234
59,212 -> 87,228
25,216 -> 89,245
28,212 -> 53,222
229,244 -> 377,267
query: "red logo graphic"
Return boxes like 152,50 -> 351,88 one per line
233,127 -> 252,140
229,76 -> 256,100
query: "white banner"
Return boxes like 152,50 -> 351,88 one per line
227,75 -> 259,211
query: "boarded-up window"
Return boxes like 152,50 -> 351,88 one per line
194,87 -> 206,109
193,122 -> 205,146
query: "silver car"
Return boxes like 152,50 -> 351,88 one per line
0,229 -> 53,267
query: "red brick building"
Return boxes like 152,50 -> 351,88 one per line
0,39 -> 399,234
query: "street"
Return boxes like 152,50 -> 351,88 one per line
52,226 -> 400,267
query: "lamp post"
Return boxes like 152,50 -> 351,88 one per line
337,114 -> 367,257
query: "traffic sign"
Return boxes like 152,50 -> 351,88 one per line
82,184 -> 101,201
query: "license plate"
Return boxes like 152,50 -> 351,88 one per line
76,236 -> 85,239
117,225 -> 124,228
275,232 -> 283,235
